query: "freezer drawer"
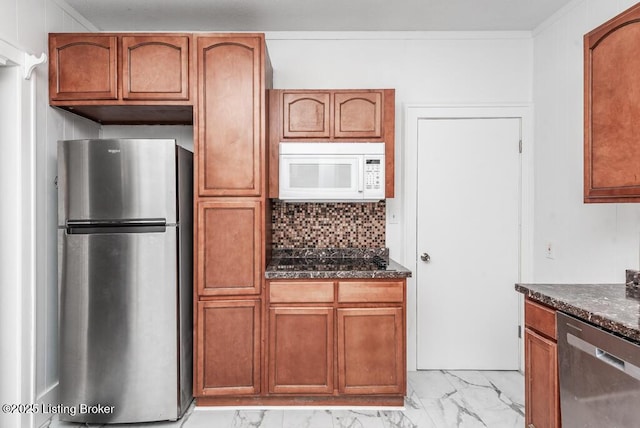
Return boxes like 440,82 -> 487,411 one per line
57,139 -> 177,225
58,228 -> 180,423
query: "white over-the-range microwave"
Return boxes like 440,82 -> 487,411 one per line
279,142 -> 385,202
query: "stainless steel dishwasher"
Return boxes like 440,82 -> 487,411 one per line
557,312 -> 640,427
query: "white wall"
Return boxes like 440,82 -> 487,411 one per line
265,31 -> 533,264
0,1 -> 99,427
533,0 -> 640,283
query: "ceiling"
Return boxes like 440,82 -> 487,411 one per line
64,0 -> 574,32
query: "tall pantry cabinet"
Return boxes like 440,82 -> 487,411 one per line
193,34 -> 272,400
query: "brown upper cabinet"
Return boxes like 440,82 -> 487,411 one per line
49,33 -> 192,124
279,90 -> 387,140
121,35 -> 190,100
196,35 -> 267,197
334,91 -> 382,138
49,34 -> 118,101
268,89 -> 395,198
283,92 -> 331,139
584,3 -> 640,203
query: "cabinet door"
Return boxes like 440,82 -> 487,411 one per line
268,307 -> 334,394
524,328 -> 560,428
196,200 -> 261,296
197,36 -> 263,196
584,3 -> 640,202
334,91 -> 382,138
337,307 -> 404,394
282,92 -> 331,138
122,35 -> 190,100
196,300 -> 261,396
49,34 -> 118,101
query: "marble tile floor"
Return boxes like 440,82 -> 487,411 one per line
47,370 -> 524,428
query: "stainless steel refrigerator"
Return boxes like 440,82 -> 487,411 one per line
57,138 -> 193,424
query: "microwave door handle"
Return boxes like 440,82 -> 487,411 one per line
358,157 -> 364,193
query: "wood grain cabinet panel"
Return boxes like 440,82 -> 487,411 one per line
268,307 -> 334,394
585,3 -> 640,202
337,281 -> 403,303
269,281 -> 334,303
49,34 -> 118,101
282,92 -> 331,138
334,91 -> 382,138
525,328 -> 560,428
337,307 -> 404,395
122,35 -> 189,100
524,299 -> 561,428
197,35 -> 263,196
197,200 -> 261,296
196,300 -> 261,396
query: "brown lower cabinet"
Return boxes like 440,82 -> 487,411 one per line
266,279 -> 406,403
269,307 -> 334,394
195,299 -> 261,396
195,278 -> 406,405
337,307 -> 404,395
524,298 -> 561,428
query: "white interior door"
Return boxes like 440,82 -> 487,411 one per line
416,117 -> 520,370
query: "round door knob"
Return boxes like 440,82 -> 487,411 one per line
421,253 -> 431,262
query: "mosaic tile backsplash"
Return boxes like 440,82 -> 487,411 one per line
271,201 -> 386,249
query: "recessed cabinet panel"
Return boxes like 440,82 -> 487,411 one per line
337,307 -> 404,395
337,281 -> 403,303
283,92 -> 331,138
334,92 -> 382,138
269,308 -> 334,394
525,328 -> 560,428
524,299 -> 556,340
269,281 -> 334,303
197,200 -> 261,296
49,35 -> 118,100
198,36 -> 262,196
585,3 -> 640,202
196,300 -> 261,396
122,35 -> 190,100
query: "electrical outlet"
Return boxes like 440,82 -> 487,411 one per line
545,242 -> 554,259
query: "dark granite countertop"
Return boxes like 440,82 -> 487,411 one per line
515,283 -> 640,343
265,248 -> 412,280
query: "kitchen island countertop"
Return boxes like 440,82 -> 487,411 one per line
516,283 -> 640,343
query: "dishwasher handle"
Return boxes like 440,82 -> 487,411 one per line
568,332 -> 640,381
596,348 -> 625,371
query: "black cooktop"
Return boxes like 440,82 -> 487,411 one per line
269,255 -> 392,272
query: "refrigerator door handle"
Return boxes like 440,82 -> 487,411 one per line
66,218 -> 167,234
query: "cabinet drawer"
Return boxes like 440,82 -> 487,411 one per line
269,281 -> 334,303
337,281 -> 404,303
524,299 -> 557,340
